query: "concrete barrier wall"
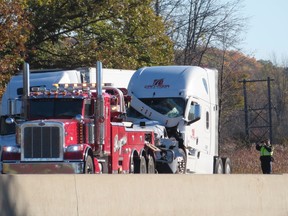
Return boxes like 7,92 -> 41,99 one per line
0,174 -> 288,216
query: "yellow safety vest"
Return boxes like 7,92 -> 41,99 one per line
260,146 -> 273,156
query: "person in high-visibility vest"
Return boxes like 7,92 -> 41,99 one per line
256,139 -> 274,174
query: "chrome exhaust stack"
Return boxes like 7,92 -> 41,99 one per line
22,62 -> 30,119
95,61 -> 105,146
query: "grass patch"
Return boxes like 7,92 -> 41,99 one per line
220,142 -> 288,174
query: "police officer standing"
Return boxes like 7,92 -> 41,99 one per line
256,139 -> 274,174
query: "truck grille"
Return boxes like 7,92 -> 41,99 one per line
22,122 -> 64,161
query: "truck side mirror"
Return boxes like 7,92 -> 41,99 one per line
0,116 -> 16,135
75,114 -> 84,123
5,117 -> 15,125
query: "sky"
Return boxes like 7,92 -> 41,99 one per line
242,0 -> 288,63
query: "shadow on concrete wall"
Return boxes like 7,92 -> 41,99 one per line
0,175 -> 28,216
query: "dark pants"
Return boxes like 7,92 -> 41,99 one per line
260,156 -> 272,174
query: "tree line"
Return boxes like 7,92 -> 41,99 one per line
0,0 -> 287,145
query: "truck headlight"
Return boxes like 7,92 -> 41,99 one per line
65,144 -> 84,152
3,146 -> 21,153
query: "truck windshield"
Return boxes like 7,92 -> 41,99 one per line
29,98 -> 83,119
140,98 -> 185,118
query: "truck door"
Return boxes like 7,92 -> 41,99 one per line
181,97 -> 201,149
182,97 -> 213,173
179,97 -> 199,172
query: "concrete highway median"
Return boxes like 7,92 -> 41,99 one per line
0,174 -> 287,216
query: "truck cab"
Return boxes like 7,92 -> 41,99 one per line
127,66 -> 230,174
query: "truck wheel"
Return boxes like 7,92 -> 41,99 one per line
132,157 -> 141,173
214,157 -> 223,174
222,157 -> 232,174
84,155 -> 94,174
139,156 -> 147,174
147,155 -> 155,174
176,149 -> 186,174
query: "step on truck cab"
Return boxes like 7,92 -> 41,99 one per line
127,66 -> 232,174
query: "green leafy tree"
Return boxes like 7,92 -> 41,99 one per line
26,0 -> 174,69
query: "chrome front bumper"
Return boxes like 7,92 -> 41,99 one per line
2,161 -> 84,174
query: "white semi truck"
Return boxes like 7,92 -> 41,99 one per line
127,65 -> 231,174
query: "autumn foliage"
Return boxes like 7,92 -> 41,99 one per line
0,0 -> 31,73
0,0 -> 31,95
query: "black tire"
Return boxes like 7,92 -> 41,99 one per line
222,157 -> 232,174
147,155 -> 155,174
133,156 -> 141,173
176,148 -> 186,174
214,157 -> 223,174
139,156 -> 147,174
84,155 -> 94,174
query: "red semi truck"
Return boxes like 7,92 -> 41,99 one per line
1,62 -> 182,174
